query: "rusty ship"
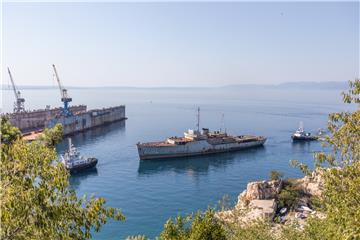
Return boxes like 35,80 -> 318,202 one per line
137,108 -> 266,160
3,65 -> 126,136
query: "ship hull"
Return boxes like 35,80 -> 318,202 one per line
291,136 -> 317,141
137,138 -> 266,160
67,159 -> 98,173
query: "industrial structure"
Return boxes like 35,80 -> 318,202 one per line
52,64 -> 73,117
3,65 -> 126,136
7,67 -> 25,113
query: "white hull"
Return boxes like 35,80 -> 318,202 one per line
137,138 -> 266,160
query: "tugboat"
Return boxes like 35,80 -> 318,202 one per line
291,122 -> 318,141
61,138 -> 98,173
137,108 -> 266,160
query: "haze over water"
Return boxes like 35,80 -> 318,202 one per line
1,87 -> 353,238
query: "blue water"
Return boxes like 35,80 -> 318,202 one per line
1,87 -> 352,239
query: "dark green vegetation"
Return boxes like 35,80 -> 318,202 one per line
159,209 -> 227,240
0,118 -> 124,240
277,181 -> 301,210
269,170 -> 284,181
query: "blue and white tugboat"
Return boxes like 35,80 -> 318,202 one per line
61,138 -> 98,173
291,122 -> 317,141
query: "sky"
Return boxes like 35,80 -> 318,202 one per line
2,2 -> 359,87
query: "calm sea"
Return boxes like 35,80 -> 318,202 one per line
1,87 -> 352,239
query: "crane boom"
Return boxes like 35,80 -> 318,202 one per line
52,64 -> 72,116
7,67 -> 25,113
7,67 -> 20,100
52,64 -> 66,98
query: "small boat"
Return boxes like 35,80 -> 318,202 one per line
61,138 -> 98,173
291,122 -> 317,141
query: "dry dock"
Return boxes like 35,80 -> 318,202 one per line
3,105 -> 126,136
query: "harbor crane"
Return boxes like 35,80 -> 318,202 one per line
52,64 -> 73,117
7,67 -> 25,113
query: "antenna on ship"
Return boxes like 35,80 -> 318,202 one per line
220,113 -> 227,134
299,121 -> 304,131
196,107 -> 200,132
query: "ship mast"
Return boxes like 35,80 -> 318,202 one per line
220,113 -> 226,133
299,121 -> 304,132
196,107 -> 200,132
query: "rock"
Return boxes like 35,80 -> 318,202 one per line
217,170 -> 325,227
247,199 -> 277,219
217,199 -> 277,224
240,180 -> 283,202
299,170 -> 324,197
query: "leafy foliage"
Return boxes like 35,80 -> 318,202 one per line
302,80 -> 360,238
270,170 -> 284,181
303,161 -> 360,239
0,117 -> 21,145
285,79 -> 360,239
39,123 -> 64,147
315,79 -> 359,168
227,220 -> 276,240
277,183 -> 300,210
0,120 -> 125,240
159,208 -> 226,240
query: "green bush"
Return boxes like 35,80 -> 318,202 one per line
159,208 -> 226,240
277,184 -> 300,210
0,118 -> 125,239
269,170 -> 284,181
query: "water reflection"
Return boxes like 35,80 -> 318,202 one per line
57,120 -> 126,152
58,121 -> 125,189
69,168 -> 98,190
138,146 -> 266,176
291,141 -> 314,153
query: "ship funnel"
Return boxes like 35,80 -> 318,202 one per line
202,128 -> 209,135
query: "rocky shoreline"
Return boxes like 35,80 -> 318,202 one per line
217,170 -> 325,229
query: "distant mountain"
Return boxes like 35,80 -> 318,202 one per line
276,81 -> 348,90
1,81 -> 348,91
1,85 -> 85,90
221,81 -> 348,90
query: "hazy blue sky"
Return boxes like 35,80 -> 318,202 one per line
3,2 -> 359,87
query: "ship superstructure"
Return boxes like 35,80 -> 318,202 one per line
61,138 -> 98,173
291,122 -> 317,141
137,108 -> 266,160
